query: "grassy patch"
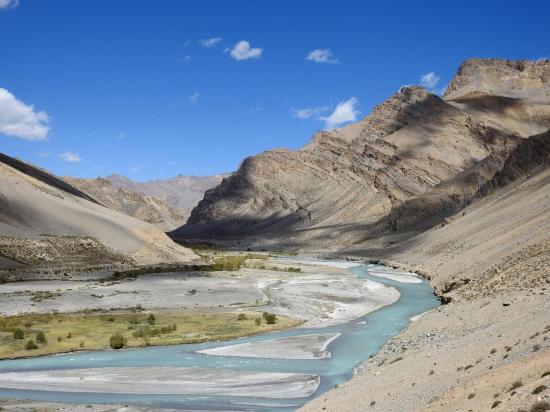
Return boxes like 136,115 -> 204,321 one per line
0,310 -> 300,359
111,253 -> 268,279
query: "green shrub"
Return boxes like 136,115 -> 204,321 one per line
255,317 -> 261,326
532,385 -> 547,395
237,314 -> 247,321
491,400 -> 501,409
36,331 -> 47,344
25,340 -> 38,350
13,328 -> 24,339
147,313 -> 155,325
208,255 -> 246,271
132,327 -> 148,339
508,380 -> 523,391
109,333 -> 126,349
262,312 -> 277,325
468,393 -> 475,399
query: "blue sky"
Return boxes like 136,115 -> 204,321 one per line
1,0 -> 549,179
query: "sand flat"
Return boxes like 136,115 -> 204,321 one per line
198,333 -> 341,359
0,367 -> 320,399
367,269 -> 423,284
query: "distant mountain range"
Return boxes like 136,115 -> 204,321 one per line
66,173 -> 226,231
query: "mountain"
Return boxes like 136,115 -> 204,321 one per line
295,59 -> 550,411
65,174 -> 226,231
173,58 -> 550,253
105,174 -> 227,210
0,154 -> 197,280
65,177 -> 189,231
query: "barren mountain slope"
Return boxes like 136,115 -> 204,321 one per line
65,177 -> 189,231
173,59 -> 550,250
0,154 -> 197,279
302,130 -> 550,412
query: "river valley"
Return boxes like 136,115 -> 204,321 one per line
0,259 -> 439,411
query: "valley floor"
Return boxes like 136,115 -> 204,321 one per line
0,257 -> 394,359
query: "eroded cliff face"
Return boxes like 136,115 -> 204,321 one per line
443,58 -> 550,101
173,59 -> 550,250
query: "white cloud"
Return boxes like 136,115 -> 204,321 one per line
177,55 -> 191,65
320,97 -> 359,130
59,152 -> 81,163
92,165 -> 102,171
306,49 -> 338,64
0,88 -> 50,140
129,166 -> 139,173
229,40 -> 262,61
116,131 -> 126,139
189,92 -> 200,103
420,72 -> 440,90
0,0 -> 18,10
291,106 -> 330,120
199,37 -> 222,48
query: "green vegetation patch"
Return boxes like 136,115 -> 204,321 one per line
0,310 -> 299,359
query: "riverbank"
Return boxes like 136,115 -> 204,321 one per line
0,259 -> 429,411
0,256 -> 398,360
0,310 -> 300,360
301,172 -> 550,411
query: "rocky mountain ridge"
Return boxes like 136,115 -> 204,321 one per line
106,173 -> 227,210
173,58 -> 550,250
65,176 -> 189,231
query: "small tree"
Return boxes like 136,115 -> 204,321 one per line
26,340 -> 38,350
255,317 -> 261,326
262,312 -> 278,325
36,331 -> 47,345
109,332 -> 126,349
237,313 -> 247,321
13,328 -> 24,339
147,313 -> 155,325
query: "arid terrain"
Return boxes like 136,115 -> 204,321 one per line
0,154 -> 198,282
176,58 -> 550,412
0,58 -> 548,412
